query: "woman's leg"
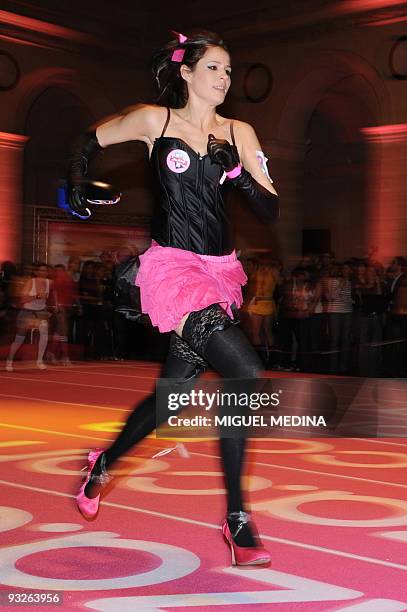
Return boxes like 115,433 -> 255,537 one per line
182,304 -> 264,547
84,334 -> 204,498
181,305 -> 262,377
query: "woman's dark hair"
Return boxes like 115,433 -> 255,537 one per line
152,30 -> 229,108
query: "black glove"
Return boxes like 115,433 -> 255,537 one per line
207,133 -> 279,222
207,134 -> 240,172
67,130 -> 102,214
67,181 -> 88,215
231,168 -> 280,222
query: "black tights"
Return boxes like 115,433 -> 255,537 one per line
85,340 -> 197,496
106,352 -> 198,465
87,311 -> 262,520
197,323 -> 262,513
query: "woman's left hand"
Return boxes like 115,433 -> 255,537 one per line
207,134 -> 240,171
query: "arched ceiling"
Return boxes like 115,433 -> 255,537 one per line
1,0 -> 406,59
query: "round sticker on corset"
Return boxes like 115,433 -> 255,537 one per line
166,149 -> 191,173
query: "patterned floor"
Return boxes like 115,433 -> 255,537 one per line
0,360 -> 406,611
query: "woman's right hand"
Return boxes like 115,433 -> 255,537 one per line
67,131 -> 102,214
67,180 -> 88,213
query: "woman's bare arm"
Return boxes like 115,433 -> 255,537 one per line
234,121 -> 278,196
95,104 -> 166,148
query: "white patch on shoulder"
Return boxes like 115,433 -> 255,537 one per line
256,150 -> 273,183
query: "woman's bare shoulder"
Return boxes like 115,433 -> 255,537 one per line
231,119 -> 258,138
217,116 -> 257,140
215,115 -> 256,142
125,103 -> 167,129
97,104 -> 168,146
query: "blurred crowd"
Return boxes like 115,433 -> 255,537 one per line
0,250 -> 166,370
1,251 -> 406,377
240,252 -> 407,377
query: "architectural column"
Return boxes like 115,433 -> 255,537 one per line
0,132 -> 29,263
362,124 -> 407,263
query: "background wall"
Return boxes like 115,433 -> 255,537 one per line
1,0 -> 407,264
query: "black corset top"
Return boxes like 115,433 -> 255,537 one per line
149,136 -> 230,256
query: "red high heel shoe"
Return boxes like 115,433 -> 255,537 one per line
222,511 -> 271,566
76,449 -> 110,518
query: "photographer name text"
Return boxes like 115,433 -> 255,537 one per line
167,415 -> 327,428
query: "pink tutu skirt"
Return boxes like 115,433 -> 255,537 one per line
136,241 -> 247,332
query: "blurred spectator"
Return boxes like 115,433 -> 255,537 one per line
316,251 -> 335,276
366,246 -> 385,280
79,260 -> 112,359
66,256 -> 82,343
0,261 -> 17,341
247,257 -> 279,358
306,265 -> 325,372
67,256 -> 81,282
384,257 -> 407,376
5,262 -> 55,371
322,261 -> 353,373
47,264 -> 78,364
278,267 -> 315,371
354,259 -> 385,377
112,248 -> 140,359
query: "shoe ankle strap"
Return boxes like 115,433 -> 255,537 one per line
227,511 -> 251,538
89,453 -> 112,486
228,511 -> 250,522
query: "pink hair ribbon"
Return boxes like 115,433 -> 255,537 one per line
171,48 -> 185,62
171,31 -> 188,62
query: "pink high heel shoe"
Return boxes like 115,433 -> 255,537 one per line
76,449 -> 111,518
222,511 -> 271,566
